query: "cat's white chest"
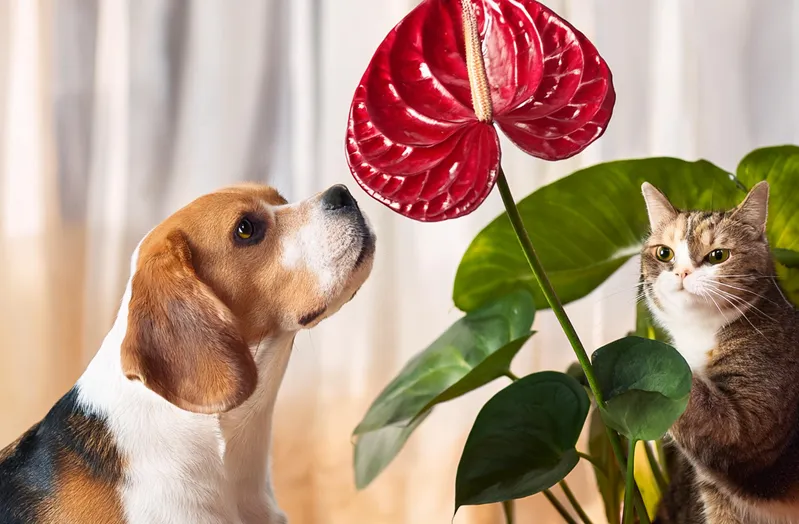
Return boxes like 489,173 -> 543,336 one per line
652,307 -> 729,374
665,322 -> 718,373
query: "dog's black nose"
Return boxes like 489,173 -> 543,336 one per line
322,184 -> 357,210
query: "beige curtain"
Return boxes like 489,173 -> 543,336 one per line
3,1 -> 799,523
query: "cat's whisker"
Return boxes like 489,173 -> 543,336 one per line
708,285 -> 779,323
592,282 -> 650,305
719,275 -> 793,306
715,274 -> 773,279
701,288 -> 731,326
712,281 -> 780,306
705,287 -> 770,342
593,284 -> 647,303
772,279 -> 793,306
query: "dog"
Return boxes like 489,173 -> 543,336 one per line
0,183 -> 375,524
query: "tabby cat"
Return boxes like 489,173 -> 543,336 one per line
640,181 -> 799,523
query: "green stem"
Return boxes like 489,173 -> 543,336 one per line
644,441 -> 668,494
623,440 -> 637,524
502,500 -> 515,524
608,433 -> 650,524
576,451 -> 606,475
559,480 -> 593,524
495,170 -> 603,406
504,370 -> 521,381
496,169 -> 651,524
656,439 -> 670,483
543,489 -> 578,524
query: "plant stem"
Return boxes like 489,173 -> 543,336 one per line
495,168 -> 651,524
622,440 -> 637,524
576,451 -> 605,474
608,433 -> 650,524
495,169 -> 604,406
559,480 -> 593,524
502,500 -> 515,524
644,441 -> 668,494
504,370 -> 521,381
655,439 -> 669,483
543,489 -> 578,524
577,451 -> 608,481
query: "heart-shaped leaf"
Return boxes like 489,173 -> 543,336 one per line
412,334 -> 532,421
592,336 -> 692,441
736,146 -> 799,302
353,411 -> 430,490
453,157 -> 740,311
352,290 -> 534,488
345,0 -> 615,221
736,146 -> 799,254
455,371 -> 589,509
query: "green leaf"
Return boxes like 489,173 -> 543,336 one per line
773,248 -> 799,269
413,334 -> 533,421
455,371 -> 589,510
453,158 -> 741,311
352,290 -> 535,488
736,145 -> 799,253
633,441 -> 663,521
353,412 -> 429,489
632,300 -> 669,343
736,146 -> 799,302
592,336 -> 692,441
588,407 -> 623,524
565,361 -> 589,388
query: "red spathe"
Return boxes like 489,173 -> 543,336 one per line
346,0 -> 615,222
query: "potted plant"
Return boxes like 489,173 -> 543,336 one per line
344,1 -> 799,522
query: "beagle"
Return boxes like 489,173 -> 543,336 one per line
0,183 -> 375,524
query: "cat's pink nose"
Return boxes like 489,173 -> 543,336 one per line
676,268 -> 692,280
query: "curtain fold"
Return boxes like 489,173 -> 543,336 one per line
2,1 -> 799,523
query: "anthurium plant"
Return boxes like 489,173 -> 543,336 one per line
344,1 -> 799,522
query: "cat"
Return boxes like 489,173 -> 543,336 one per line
640,181 -> 799,524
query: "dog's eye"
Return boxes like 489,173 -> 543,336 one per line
236,219 -> 254,240
233,216 -> 264,245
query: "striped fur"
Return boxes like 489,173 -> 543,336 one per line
642,182 -> 799,523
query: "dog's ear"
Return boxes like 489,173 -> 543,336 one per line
121,230 -> 257,414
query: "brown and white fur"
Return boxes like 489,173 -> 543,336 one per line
641,182 -> 799,523
0,183 -> 375,524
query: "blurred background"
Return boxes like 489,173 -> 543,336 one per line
2,0 -> 799,522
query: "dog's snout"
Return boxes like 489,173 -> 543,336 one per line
322,184 -> 356,211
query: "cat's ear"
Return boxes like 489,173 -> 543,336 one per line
732,181 -> 769,233
641,182 -> 677,229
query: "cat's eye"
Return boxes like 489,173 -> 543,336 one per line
706,248 -> 730,265
233,215 -> 265,245
654,245 -> 674,262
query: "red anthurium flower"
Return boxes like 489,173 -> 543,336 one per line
346,0 -> 615,221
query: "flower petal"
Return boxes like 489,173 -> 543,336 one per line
347,86 -> 500,221
495,6 -> 615,160
478,0 -> 545,115
345,0 -> 615,220
363,0 -> 472,148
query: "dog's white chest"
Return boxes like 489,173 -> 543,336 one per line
119,419 -> 239,524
